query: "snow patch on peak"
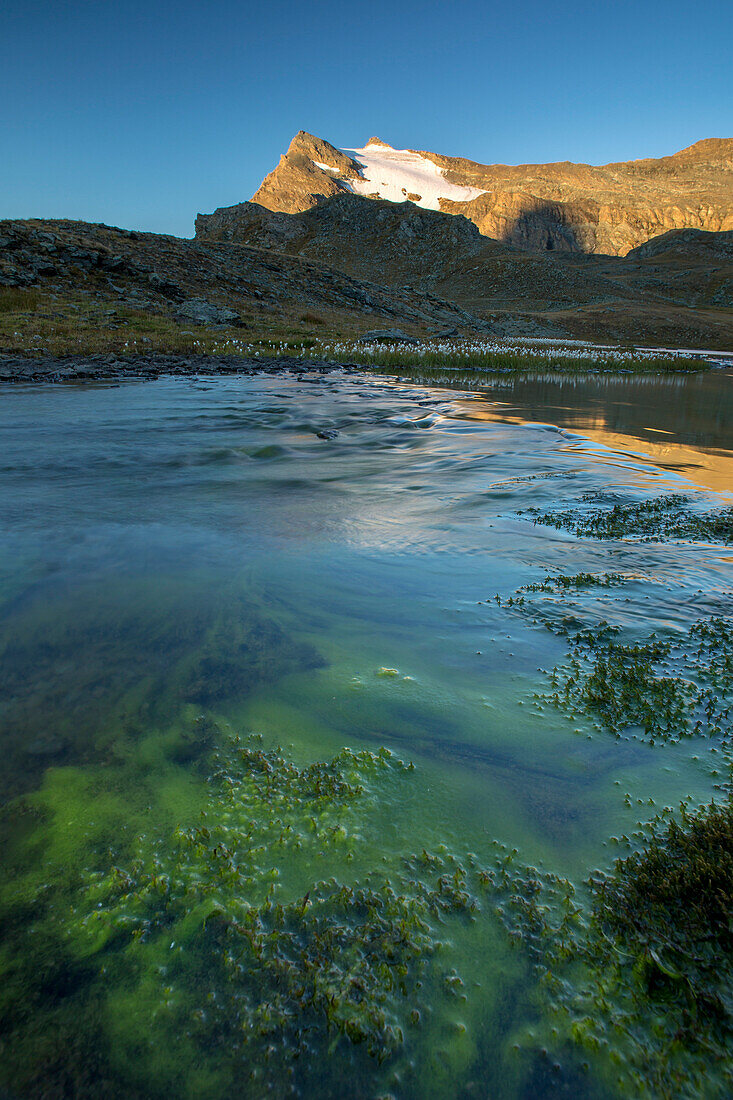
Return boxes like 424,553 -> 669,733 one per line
342,143 -> 486,212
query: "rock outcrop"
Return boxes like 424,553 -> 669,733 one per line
237,132 -> 733,257
252,132 -> 362,214
176,298 -> 241,326
195,193 -> 490,286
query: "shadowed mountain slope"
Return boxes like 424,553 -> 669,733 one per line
196,193 -> 491,286
0,218 -> 489,337
196,197 -> 733,310
196,194 -> 733,347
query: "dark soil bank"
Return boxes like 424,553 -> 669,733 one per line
0,354 -> 351,383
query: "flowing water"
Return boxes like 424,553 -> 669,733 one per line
0,370 -> 731,1099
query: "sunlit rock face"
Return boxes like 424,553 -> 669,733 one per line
244,131 -> 733,256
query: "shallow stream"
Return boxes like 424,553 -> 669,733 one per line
1,369 -> 731,1099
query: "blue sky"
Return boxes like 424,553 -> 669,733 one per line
4,0 -> 731,237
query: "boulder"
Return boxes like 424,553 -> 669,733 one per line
176,298 -> 241,326
148,272 -> 184,300
356,328 -> 419,344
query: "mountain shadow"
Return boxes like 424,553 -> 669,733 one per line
498,200 -> 586,253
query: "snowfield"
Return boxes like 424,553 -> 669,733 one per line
335,141 -> 487,211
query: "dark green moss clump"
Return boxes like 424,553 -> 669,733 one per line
482,804 -> 733,1098
593,801 -> 733,1008
584,800 -> 733,1098
527,492 -> 733,544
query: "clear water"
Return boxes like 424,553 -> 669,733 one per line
0,370 -> 731,1099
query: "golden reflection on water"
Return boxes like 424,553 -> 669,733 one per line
443,372 -> 733,497
500,413 -> 732,494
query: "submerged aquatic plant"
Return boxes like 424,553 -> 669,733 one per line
487,553 -> 733,1092
593,801 -> 733,1013
2,713 -> 730,1098
497,569 -> 733,745
0,582 -> 322,801
178,604 -> 324,705
61,733 -> 479,1095
528,492 -> 733,544
498,571 -> 627,608
550,615 -> 733,744
583,799 -> 733,1098
550,625 -> 695,742
486,800 -> 733,1100
690,616 -> 733,695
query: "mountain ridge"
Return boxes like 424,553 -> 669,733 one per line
247,131 -> 733,256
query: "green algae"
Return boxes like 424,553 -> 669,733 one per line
526,492 -> 733,543
0,724 -> 211,1099
0,728 -> 489,1099
523,571 -> 627,593
690,616 -> 733,696
70,734 -> 474,1092
2,567 -> 726,1096
2,709 -> 730,1099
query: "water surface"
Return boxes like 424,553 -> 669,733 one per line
1,370 -> 731,1099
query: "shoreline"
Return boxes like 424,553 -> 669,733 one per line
1,352 -> 731,385
0,354 -> 352,384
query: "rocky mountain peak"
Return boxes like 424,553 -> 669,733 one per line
251,132 -> 361,214
246,131 -> 733,256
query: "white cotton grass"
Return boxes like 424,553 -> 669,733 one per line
57,332 -> 728,373
202,336 -> 708,374
301,338 -> 699,368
